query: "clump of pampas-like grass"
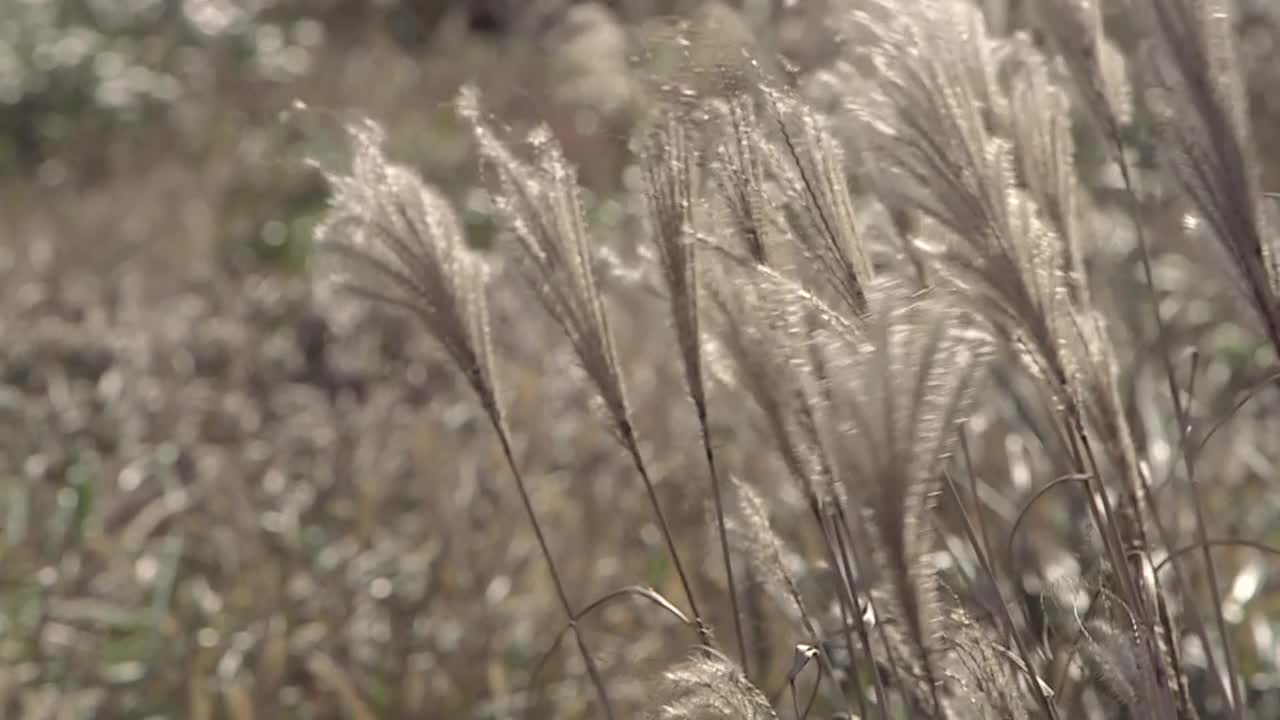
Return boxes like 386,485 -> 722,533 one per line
314,1 -> 1280,717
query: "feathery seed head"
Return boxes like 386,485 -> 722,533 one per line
651,650 -> 776,720
1134,0 -> 1280,335
827,287 -> 991,684
459,86 -> 633,439
313,119 -> 498,413
640,112 -> 706,413
724,476 -> 811,632
1036,0 -> 1134,138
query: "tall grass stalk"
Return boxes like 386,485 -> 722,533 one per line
312,123 -> 615,717
310,1 -> 1280,717
458,89 -> 713,648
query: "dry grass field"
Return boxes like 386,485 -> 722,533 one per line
3,1 -> 1280,718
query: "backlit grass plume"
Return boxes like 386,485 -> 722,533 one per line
458,86 -> 712,647
314,120 -> 499,416
300,2 -> 1280,718
826,288 -> 990,715
639,110 -> 751,670
312,118 -> 616,718
1136,0 -> 1280,353
651,650 -> 776,720
847,2 -> 1186,715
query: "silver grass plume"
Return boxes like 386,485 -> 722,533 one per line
1029,3 -> 1172,571
640,111 -> 706,423
1134,0 -> 1280,349
1039,568 -> 1149,717
1019,12 -> 1182,693
825,285 -> 990,710
942,610 -> 1031,720
1080,613 -> 1147,712
1035,0 -> 1135,141
1040,567 -> 1200,719
721,476 -> 859,718
640,110 -> 750,673
852,0 -> 1070,391
760,85 -> 875,318
698,255 -> 862,702
851,3 -> 1151,558
313,120 -> 499,419
698,236 -> 850,508
724,475 -> 816,637
458,86 -> 711,645
313,118 -> 616,718
1128,2 -> 1265,712
845,7 -> 1172,709
1059,308 -> 1150,559
827,287 -> 989,509
457,86 -> 632,439
712,96 -> 777,265
1006,42 -> 1090,305
706,93 -> 879,530
855,7 -> 1182,707
1034,10 -> 1209,627
650,650 -> 776,720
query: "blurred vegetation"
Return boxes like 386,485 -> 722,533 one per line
0,3 -> 809,717
2,0 -> 520,275
2,1 -> 1280,718
0,0 -> 792,273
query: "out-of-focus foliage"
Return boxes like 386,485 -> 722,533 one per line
0,0 -> 329,167
1,0 -> 771,274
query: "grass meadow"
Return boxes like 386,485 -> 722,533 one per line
3,1 -> 1280,718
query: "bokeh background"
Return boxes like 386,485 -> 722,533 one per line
2,1 -> 1280,718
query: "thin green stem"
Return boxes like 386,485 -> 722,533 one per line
488,411 -> 615,720
696,409 -> 750,676
619,423 -> 713,647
